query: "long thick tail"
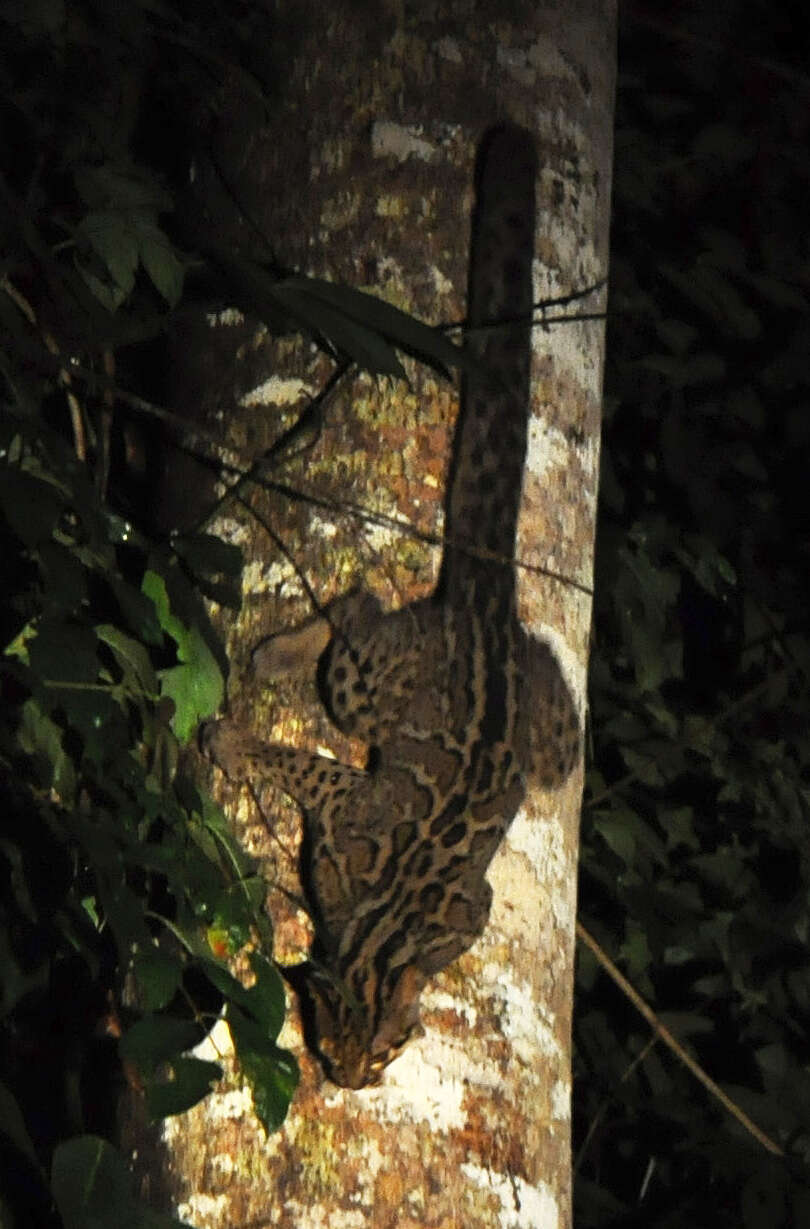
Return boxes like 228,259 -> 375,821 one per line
442,124 -> 538,586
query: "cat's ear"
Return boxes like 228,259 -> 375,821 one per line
252,615 -> 332,679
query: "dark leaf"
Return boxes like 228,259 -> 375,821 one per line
172,532 -> 243,578
132,945 -> 184,1013
52,1135 -> 190,1229
283,276 -> 464,376
227,1004 -> 298,1133
119,1015 -> 203,1077
145,1056 -> 222,1119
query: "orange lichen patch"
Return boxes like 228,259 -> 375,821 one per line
388,475 -> 442,513
454,1095 -> 530,1179
381,426 -> 411,450
273,909 -> 313,963
418,421 -> 452,459
377,1169 -> 405,1207
483,1034 -> 513,1075
424,1003 -> 467,1034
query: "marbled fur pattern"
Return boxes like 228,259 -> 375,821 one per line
203,125 -> 580,1088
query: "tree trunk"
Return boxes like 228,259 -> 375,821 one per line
137,3 -> 615,1226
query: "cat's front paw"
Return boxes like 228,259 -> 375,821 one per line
199,718 -> 250,780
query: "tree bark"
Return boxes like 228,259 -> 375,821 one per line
139,3 -> 615,1226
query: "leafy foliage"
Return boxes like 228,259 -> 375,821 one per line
0,409 -> 299,1214
0,4 -> 471,1223
0,4 -> 306,1224
207,253 -> 464,380
575,9 -> 810,1227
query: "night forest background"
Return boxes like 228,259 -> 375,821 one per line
0,2 -> 808,1226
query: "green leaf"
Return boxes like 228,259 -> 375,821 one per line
614,540 -> 682,690
52,1135 -> 133,1229
657,1010 -> 713,1037
96,624 -> 158,697
661,807 -> 698,851
617,746 -> 666,787
172,533 -> 243,578
132,945 -> 183,1012
227,1004 -> 298,1133
200,958 -> 249,1005
592,815 -> 636,867
207,877 -> 262,951
93,874 -> 153,963
274,279 -> 407,377
203,952 -> 286,1039
207,250 -> 463,378
282,276 -> 464,376
682,714 -> 726,759
137,221 -> 185,307
142,569 -> 184,643
172,532 -> 243,609
119,1015 -> 202,1076
674,538 -> 737,595
145,1056 -> 222,1119
74,162 -> 174,214
691,847 -> 747,895
16,697 -> 77,799
186,792 -> 258,891
78,209 -> 139,302
142,570 -> 224,741
620,925 -> 652,977
137,220 -> 185,307
159,641 -> 224,743
246,953 -> 287,1040
52,1135 -> 190,1229
109,576 -> 164,646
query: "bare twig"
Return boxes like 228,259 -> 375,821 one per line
576,921 -> 783,1156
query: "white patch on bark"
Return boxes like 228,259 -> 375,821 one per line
370,121 -> 436,163
550,1078 -> 571,1121
206,308 -> 245,327
423,987 -> 478,1026
239,375 -> 317,408
480,964 -> 561,1064
460,1163 -> 560,1229
434,36 -> 462,64
349,1042 -> 469,1130
174,1192 -> 230,1226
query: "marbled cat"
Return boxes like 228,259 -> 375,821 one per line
203,123 -> 580,1088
